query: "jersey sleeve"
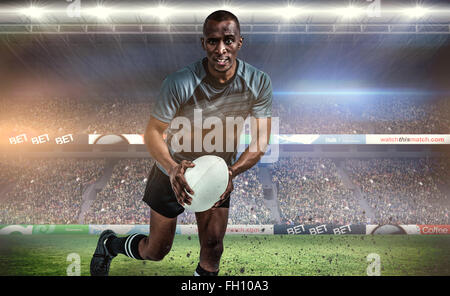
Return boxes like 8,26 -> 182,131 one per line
251,72 -> 273,118
150,76 -> 181,123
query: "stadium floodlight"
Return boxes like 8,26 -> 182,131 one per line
402,6 -> 430,18
335,6 -> 365,19
86,5 -> 113,20
145,5 -> 175,20
275,6 -> 303,20
19,6 -> 45,19
4,4 -> 447,24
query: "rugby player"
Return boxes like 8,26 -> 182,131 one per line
90,10 -> 272,276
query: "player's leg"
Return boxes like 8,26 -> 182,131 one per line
91,210 -> 177,276
98,209 -> 177,260
138,209 -> 177,261
135,164 -> 184,260
194,207 -> 229,275
91,164 -> 181,276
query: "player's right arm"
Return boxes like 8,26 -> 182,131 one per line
144,116 -> 194,206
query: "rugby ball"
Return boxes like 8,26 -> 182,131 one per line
183,155 -> 229,213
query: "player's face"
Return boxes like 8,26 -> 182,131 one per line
201,19 -> 243,75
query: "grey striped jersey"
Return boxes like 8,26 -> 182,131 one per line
151,58 -> 272,174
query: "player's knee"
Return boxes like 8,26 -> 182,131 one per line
141,243 -> 172,261
155,243 -> 172,261
202,236 -> 224,256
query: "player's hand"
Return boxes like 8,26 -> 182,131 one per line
168,160 -> 195,207
212,167 -> 234,209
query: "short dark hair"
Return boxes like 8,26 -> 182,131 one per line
203,10 -> 240,35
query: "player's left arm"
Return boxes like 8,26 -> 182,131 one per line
213,117 -> 271,208
230,116 -> 271,177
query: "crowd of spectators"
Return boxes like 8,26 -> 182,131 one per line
84,98 -> 153,134
84,158 -> 154,224
83,159 -> 272,225
0,156 -> 448,225
0,97 -> 153,141
345,158 -> 449,225
0,97 -> 95,139
228,167 -> 272,225
273,96 -> 450,134
0,155 -> 19,186
272,158 -> 367,225
2,96 -> 449,139
0,158 -> 105,224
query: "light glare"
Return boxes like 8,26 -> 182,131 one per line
146,6 -> 174,19
276,6 -> 303,19
335,6 -> 364,18
8,4 -> 442,21
19,6 -> 45,18
403,6 -> 429,18
86,6 -> 113,19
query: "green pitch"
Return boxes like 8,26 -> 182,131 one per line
0,234 -> 448,276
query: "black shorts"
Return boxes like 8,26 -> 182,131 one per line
142,164 -> 230,218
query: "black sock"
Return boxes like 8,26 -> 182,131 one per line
194,263 -> 219,276
105,233 -> 146,260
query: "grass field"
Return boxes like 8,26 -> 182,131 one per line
0,234 -> 448,276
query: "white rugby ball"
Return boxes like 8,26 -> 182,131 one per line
183,155 -> 229,213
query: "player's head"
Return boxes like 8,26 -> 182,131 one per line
201,10 -> 243,74
202,10 -> 241,36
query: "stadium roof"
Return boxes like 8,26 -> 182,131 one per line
0,0 -> 449,34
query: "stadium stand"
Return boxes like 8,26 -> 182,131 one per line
1,156 -> 448,225
273,157 -> 367,225
84,158 -> 154,224
345,158 -> 450,224
1,96 -> 449,135
0,158 -> 105,224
